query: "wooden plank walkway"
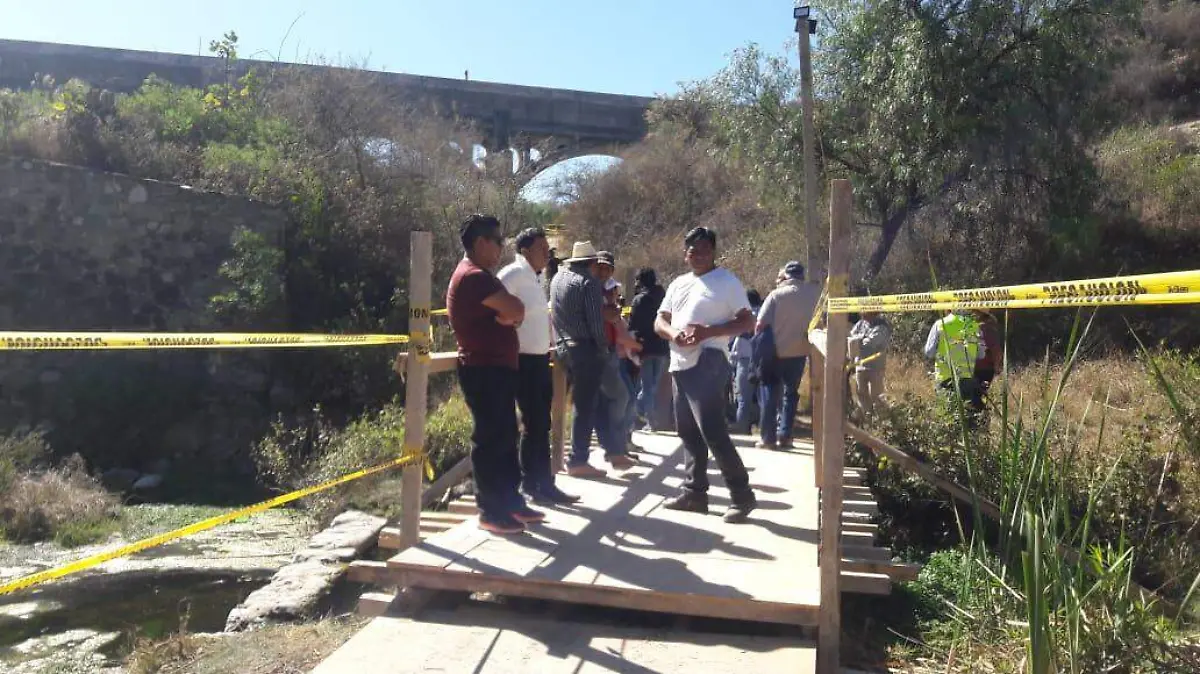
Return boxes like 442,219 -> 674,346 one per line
311,604 -> 816,674
369,433 -> 823,626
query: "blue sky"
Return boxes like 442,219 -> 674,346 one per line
1,0 -> 801,96
1,1 -> 804,201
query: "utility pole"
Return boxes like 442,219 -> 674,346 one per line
794,5 -> 820,278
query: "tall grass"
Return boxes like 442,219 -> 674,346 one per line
887,312 -> 1200,671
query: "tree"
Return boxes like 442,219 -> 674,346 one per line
815,0 -> 1134,281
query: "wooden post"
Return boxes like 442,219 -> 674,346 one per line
400,231 -> 432,550
817,179 -> 852,673
550,356 -> 568,474
811,350 -> 824,489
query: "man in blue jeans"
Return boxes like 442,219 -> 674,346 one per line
627,268 -> 668,430
549,242 -> 636,478
755,261 -> 821,449
655,227 -> 757,524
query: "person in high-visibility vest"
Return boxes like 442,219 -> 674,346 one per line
922,310 -> 986,413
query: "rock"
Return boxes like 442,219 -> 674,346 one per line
146,458 -> 171,476
292,510 -> 388,564
132,473 -> 163,491
127,185 -> 148,204
224,510 -> 385,632
100,468 -> 140,492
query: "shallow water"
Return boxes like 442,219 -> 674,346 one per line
0,569 -> 272,666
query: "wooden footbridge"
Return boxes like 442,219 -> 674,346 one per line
311,181 -> 908,672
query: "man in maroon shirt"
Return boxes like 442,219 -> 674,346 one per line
447,214 -> 545,534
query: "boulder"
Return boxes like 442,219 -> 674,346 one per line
100,468 -> 140,492
224,510 -> 386,632
131,473 -> 163,491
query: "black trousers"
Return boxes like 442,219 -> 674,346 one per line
457,364 -> 524,517
516,353 -> 555,493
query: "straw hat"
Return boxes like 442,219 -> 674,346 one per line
565,241 -> 600,263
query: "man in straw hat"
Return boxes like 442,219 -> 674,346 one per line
550,242 -> 637,478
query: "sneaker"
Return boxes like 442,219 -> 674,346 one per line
526,485 -> 580,505
607,454 -> 636,470
567,463 -> 606,478
723,496 -> 758,523
510,505 -> 546,524
662,492 -> 709,514
755,440 -> 777,449
479,513 -> 525,535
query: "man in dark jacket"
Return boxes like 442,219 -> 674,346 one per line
627,268 -> 669,430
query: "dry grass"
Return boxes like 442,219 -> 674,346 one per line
127,616 -> 366,674
0,455 -> 120,545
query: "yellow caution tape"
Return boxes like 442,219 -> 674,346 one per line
0,332 -> 410,351
0,448 -> 426,597
828,270 -> 1200,314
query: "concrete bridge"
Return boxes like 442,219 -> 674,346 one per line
0,39 -> 653,162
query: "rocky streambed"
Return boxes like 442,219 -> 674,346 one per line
0,505 -> 314,674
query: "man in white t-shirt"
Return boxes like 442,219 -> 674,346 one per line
654,227 -> 757,523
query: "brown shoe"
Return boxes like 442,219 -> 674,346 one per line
607,454 -> 636,471
567,463 -> 606,478
663,492 -> 709,514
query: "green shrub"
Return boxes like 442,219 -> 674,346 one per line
252,394 -> 472,523
0,454 -> 120,546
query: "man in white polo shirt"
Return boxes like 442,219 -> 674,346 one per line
498,228 -> 579,505
654,227 -> 757,523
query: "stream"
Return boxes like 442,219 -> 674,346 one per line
0,507 -> 312,673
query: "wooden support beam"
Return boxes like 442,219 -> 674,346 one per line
811,351 -> 824,489
347,560 -> 392,585
817,179 -> 853,673
420,455 -> 472,510
400,231 -> 432,551
847,425 -> 1001,520
551,354 -> 568,474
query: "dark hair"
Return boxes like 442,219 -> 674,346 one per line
635,267 -> 657,289
514,227 -> 547,252
747,289 -> 762,307
459,214 -> 501,251
684,226 -> 717,249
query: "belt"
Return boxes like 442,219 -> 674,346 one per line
557,338 -> 597,349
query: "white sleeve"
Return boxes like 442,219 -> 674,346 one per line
923,321 -> 942,359
497,265 -> 518,294
724,272 -> 750,315
660,279 -> 678,315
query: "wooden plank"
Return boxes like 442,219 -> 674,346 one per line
551,353 -> 568,473
818,178 -> 853,673
312,606 -> 817,674
347,560 -> 393,585
839,571 -> 892,596
356,592 -> 398,617
384,563 -> 819,626
400,231 -> 432,550
380,433 -> 822,629
842,558 -> 921,582
447,500 -> 478,516
842,545 -> 892,562
841,521 -> 878,534
841,530 -> 875,547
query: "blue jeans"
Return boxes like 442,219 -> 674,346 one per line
732,356 -> 755,434
560,343 -> 606,466
672,349 -> 753,503
636,355 -> 667,423
759,356 -> 807,445
593,352 -> 630,458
